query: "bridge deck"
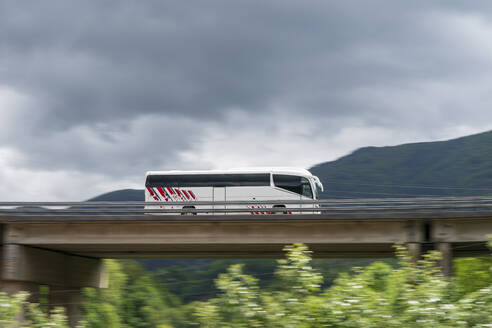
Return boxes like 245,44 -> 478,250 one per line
1,198 -> 491,258
1,213 -> 490,258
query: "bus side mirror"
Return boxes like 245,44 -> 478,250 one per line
313,176 -> 324,192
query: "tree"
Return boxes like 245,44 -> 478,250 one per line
195,243 -> 492,328
453,257 -> 492,298
83,259 -> 184,328
83,259 -> 125,328
0,292 -> 74,328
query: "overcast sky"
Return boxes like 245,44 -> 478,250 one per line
1,1 -> 492,200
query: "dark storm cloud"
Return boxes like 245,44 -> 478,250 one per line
2,0 -> 492,198
3,0 -> 490,128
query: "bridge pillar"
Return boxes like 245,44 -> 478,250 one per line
406,242 -> 421,263
49,286 -> 84,327
1,240 -> 106,327
437,242 -> 453,278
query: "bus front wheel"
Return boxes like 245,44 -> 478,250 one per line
181,206 -> 197,215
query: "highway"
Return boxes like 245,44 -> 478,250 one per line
0,197 -> 490,258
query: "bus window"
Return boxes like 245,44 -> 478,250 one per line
146,173 -> 270,187
273,174 -> 301,194
273,175 -> 314,198
301,178 -> 313,198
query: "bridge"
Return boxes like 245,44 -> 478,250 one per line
1,197 -> 491,326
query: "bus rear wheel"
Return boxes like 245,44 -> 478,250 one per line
272,205 -> 287,214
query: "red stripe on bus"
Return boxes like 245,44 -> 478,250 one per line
147,187 -> 160,201
188,190 -> 196,200
166,187 -> 175,195
163,188 -> 172,199
153,188 -> 164,201
156,187 -> 169,201
182,190 -> 191,200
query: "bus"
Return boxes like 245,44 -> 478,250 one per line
144,167 -> 324,215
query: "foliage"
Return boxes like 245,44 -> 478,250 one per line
2,243 -> 491,328
84,260 -> 125,328
83,259 -> 184,328
146,257 -> 383,305
195,243 -> 492,328
453,257 -> 492,298
0,292 -> 74,328
0,292 -> 27,327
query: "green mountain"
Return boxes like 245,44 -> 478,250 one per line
90,130 -> 492,202
311,130 -> 492,198
87,188 -> 144,201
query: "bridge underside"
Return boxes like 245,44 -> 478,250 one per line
1,216 -> 491,258
16,242 -> 486,259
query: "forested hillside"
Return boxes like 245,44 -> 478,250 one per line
311,130 -> 492,198
88,189 -> 144,202
94,130 -> 492,202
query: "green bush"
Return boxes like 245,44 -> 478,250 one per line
195,243 -> 492,328
0,291 -> 74,328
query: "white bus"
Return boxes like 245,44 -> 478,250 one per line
144,167 -> 324,215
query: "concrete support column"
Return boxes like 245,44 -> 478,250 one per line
1,243 -> 105,328
406,242 -> 421,263
1,280 -> 42,325
50,286 -> 83,328
437,242 -> 453,278
1,281 -> 41,300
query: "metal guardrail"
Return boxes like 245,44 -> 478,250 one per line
3,195 -> 492,207
2,196 -> 492,215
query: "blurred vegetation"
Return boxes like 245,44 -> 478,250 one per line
80,244 -> 490,328
195,244 -> 491,328
453,257 -> 492,298
145,258 -> 382,303
1,243 -> 490,327
83,260 -> 184,328
0,292 -> 74,327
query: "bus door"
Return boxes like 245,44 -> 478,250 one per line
213,187 -> 226,215
300,177 -> 314,213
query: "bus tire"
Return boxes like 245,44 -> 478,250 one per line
272,205 -> 287,214
181,206 -> 197,215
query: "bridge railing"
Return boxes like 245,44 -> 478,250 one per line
2,196 -> 492,215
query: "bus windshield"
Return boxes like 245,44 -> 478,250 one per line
311,180 -> 319,200
273,174 -> 315,199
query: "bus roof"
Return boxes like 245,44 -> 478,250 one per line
146,167 -> 314,178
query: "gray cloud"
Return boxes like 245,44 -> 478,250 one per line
1,1 -> 492,199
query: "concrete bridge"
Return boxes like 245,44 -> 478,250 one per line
1,197 -> 491,326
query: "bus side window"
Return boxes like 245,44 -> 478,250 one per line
273,174 -> 301,195
301,178 -> 313,198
